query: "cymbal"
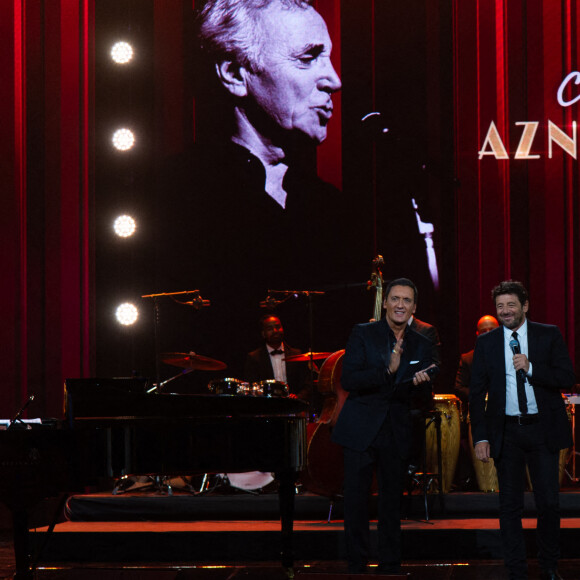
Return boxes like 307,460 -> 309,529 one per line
285,351 -> 332,362
161,352 -> 227,371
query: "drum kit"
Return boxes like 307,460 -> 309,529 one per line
134,288 -> 335,494
207,377 -> 290,398
151,350 -> 333,495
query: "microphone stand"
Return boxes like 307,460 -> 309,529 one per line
153,297 -> 161,394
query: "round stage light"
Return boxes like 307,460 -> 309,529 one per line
114,215 -> 137,238
116,302 -> 139,326
112,128 -> 135,151
111,41 -> 133,64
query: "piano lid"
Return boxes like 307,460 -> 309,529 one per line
64,379 -> 308,422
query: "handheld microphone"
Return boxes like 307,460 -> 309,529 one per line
509,338 -> 527,382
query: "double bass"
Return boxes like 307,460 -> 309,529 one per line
301,256 -> 385,498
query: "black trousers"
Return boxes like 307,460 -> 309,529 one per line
342,416 -> 406,572
495,420 -> 561,580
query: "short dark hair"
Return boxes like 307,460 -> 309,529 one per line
384,278 -> 418,303
491,280 -> 529,306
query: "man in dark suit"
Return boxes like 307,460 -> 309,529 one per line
332,278 -> 437,574
470,280 -> 574,580
244,314 -> 309,402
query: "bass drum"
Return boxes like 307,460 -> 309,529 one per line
224,471 -> 274,491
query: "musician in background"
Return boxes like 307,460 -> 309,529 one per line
455,314 -> 499,413
244,315 -> 309,402
453,314 -> 499,489
332,278 -> 436,574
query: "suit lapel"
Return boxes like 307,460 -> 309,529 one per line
527,321 -> 537,363
396,329 -> 415,382
370,320 -> 391,367
491,327 -> 506,396
526,321 -> 539,395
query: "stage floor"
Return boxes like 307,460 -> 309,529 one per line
1,488 -> 579,579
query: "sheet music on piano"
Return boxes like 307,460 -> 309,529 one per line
0,418 -> 43,429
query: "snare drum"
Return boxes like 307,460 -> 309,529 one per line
208,378 -> 251,396
252,380 -> 289,397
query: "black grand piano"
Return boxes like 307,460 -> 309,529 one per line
0,378 -> 308,578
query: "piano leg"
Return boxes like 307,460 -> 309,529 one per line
11,508 -> 33,580
277,468 -> 298,571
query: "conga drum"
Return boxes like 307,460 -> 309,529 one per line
468,419 -> 499,492
425,394 -> 461,493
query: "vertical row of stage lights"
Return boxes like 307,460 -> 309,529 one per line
110,41 -> 139,327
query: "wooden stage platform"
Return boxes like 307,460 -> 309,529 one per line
22,487 -> 580,575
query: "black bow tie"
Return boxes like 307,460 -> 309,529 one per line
270,349 -> 284,355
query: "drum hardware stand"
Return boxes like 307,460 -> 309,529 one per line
146,368 -> 193,394
405,409 -> 445,522
267,288 -> 326,397
325,496 -> 344,524
564,395 -> 580,483
112,474 -> 202,496
141,289 -> 209,393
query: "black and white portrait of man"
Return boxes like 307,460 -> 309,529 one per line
154,0 -> 365,380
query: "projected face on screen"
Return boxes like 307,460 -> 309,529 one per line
199,0 -> 341,151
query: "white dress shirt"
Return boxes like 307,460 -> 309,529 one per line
267,344 -> 287,383
503,320 -> 538,415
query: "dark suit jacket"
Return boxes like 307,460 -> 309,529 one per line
331,319 -> 435,457
243,343 -> 308,399
410,317 -> 442,368
469,321 -> 574,459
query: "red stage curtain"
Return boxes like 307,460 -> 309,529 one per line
0,0 -> 94,420
454,0 -> 579,368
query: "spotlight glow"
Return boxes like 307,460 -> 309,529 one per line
112,128 -> 135,151
116,303 -> 138,326
111,41 -> 133,64
114,215 -> 137,238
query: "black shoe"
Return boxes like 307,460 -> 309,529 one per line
540,570 -> 563,580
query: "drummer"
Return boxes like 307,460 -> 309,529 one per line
244,314 -> 310,402
455,314 -> 499,415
